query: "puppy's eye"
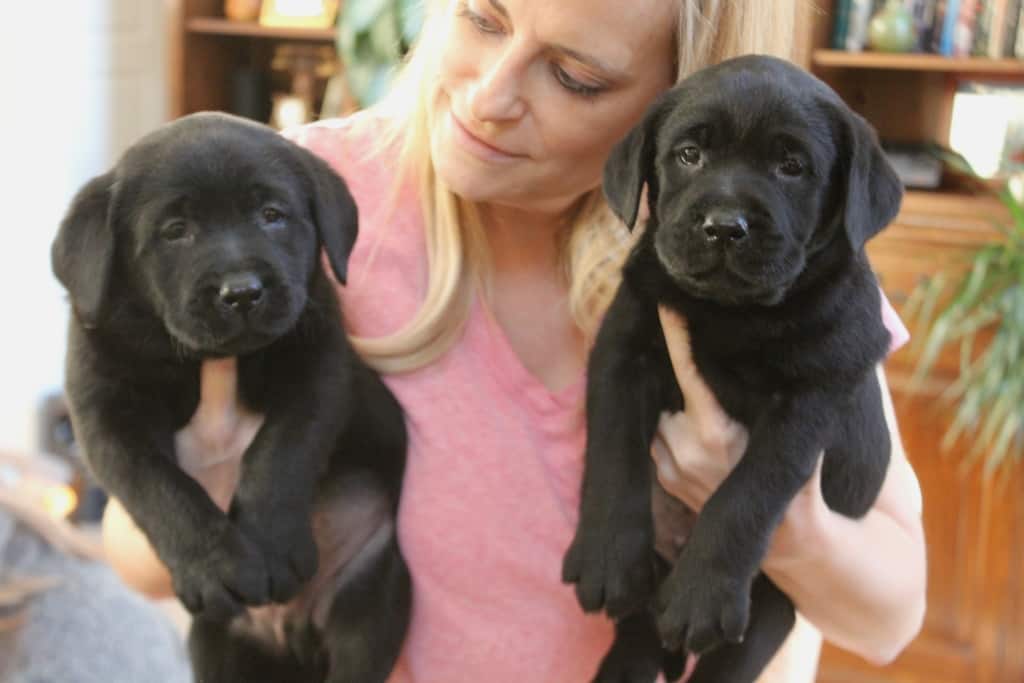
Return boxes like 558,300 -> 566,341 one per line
261,207 -> 285,224
160,221 -> 190,242
679,146 -> 702,166
779,157 -> 805,177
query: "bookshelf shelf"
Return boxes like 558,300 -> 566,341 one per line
185,17 -> 336,41
813,49 -> 1024,74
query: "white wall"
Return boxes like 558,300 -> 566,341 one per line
0,1 -> 168,453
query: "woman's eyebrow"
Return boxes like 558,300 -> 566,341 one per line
551,45 -> 630,81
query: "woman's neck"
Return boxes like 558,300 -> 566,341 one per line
481,202 -> 571,275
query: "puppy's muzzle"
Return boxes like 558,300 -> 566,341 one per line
219,272 -> 266,315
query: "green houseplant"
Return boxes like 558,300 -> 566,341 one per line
336,0 -> 424,107
907,178 -> 1024,478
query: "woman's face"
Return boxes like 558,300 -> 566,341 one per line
430,0 -> 676,214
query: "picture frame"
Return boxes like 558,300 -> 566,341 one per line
259,0 -> 340,29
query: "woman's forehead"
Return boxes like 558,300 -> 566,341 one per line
480,0 -> 676,75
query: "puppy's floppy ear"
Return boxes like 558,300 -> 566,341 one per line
603,101 -> 664,230
831,103 -> 903,251
51,171 -> 117,327
298,147 -> 358,284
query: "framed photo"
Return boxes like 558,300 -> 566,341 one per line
259,0 -> 339,29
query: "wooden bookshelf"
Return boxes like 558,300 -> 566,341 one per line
813,49 -> 1024,74
185,17 -> 336,42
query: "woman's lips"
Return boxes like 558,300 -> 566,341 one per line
450,112 -> 525,163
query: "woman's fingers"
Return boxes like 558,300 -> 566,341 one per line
657,306 -> 737,454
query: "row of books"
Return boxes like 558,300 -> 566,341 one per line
831,0 -> 1024,58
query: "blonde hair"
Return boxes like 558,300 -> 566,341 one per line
351,0 -> 797,374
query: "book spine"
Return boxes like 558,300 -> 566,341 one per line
939,0 -> 962,54
954,0 -> 980,55
832,0 -> 853,48
1017,0 -> 1024,55
847,0 -> 874,50
988,0 -> 1009,57
915,0 -> 940,49
1003,0 -> 1022,56
973,0 -> 994,55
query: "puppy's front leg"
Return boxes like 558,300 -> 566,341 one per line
231,316 -> 351,603
72,397 -> 268,618
563,281 -> 668,619
655,391 -> 836,654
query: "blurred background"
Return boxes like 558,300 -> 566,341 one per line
0,0 -> 1021,681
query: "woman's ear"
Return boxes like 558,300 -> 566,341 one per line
51,171 -> 117,327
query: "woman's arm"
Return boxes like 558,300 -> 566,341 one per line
653,308 -> 926,665
101,497 -> 175,598
761,366 -> 925,664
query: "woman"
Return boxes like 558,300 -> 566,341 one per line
102,0 -> 927,680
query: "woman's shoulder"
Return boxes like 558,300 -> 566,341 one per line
283,107 -> 397,181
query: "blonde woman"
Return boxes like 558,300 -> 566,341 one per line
102,0 -> 927,681
0,453 -> 191,682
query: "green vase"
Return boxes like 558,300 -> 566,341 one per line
868,0 -> 917,52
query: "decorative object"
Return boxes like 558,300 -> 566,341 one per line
336,0 -> 424,107
867,0 -> 918,52
259,0 -> 340,29
224,0 -> 263,22
949,82 -> 1024,182
268,43 -> 339,127
908,170 -> 1024,477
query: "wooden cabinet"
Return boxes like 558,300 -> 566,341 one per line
167,0 -> 339,121
796,3 -> 1024,682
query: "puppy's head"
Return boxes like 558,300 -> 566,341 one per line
604,55 -> 902,306
52,112 -> 357,355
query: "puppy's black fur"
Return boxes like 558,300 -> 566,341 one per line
52,112 -> 410,682
563,56 -> 903,682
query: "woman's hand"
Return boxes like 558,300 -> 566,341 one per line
652,306 -> 926,664
174,358 -> 263,510
101,359 -> 263,598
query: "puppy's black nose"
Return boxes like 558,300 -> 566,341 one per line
219,273 -> 264,313
702,210 -> 749,243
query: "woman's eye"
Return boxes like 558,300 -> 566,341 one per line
160,221 -> 190,242
679,146 -> 702,166
458,2 -> 501,34
261,207 -> 284,224
553,65 -> 604,98
779,157 -> 805,177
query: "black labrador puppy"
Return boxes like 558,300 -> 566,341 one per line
563,55 -> 903,682
51,112 -> 410,682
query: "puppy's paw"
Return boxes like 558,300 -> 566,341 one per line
171,519 -> 269,619
231,500 -> 319,603
592,649 -> 663,683
563,515 -> 656,619
655,559 -> 750,655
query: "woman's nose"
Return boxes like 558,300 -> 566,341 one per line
467,45 -> 527,123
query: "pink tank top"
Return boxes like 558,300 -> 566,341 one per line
285,111 -> 910,683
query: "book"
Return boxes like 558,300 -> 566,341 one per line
914,0 -> 940,50
832,0 -> 854,48
1003,0 -> 1022,56
939,0 -> 962,54
973,0 -> 994,55
1017,0 -> 1024,55
847,0 -> 875,50
988,0 -> 1009,57
954,0 -> 980,55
